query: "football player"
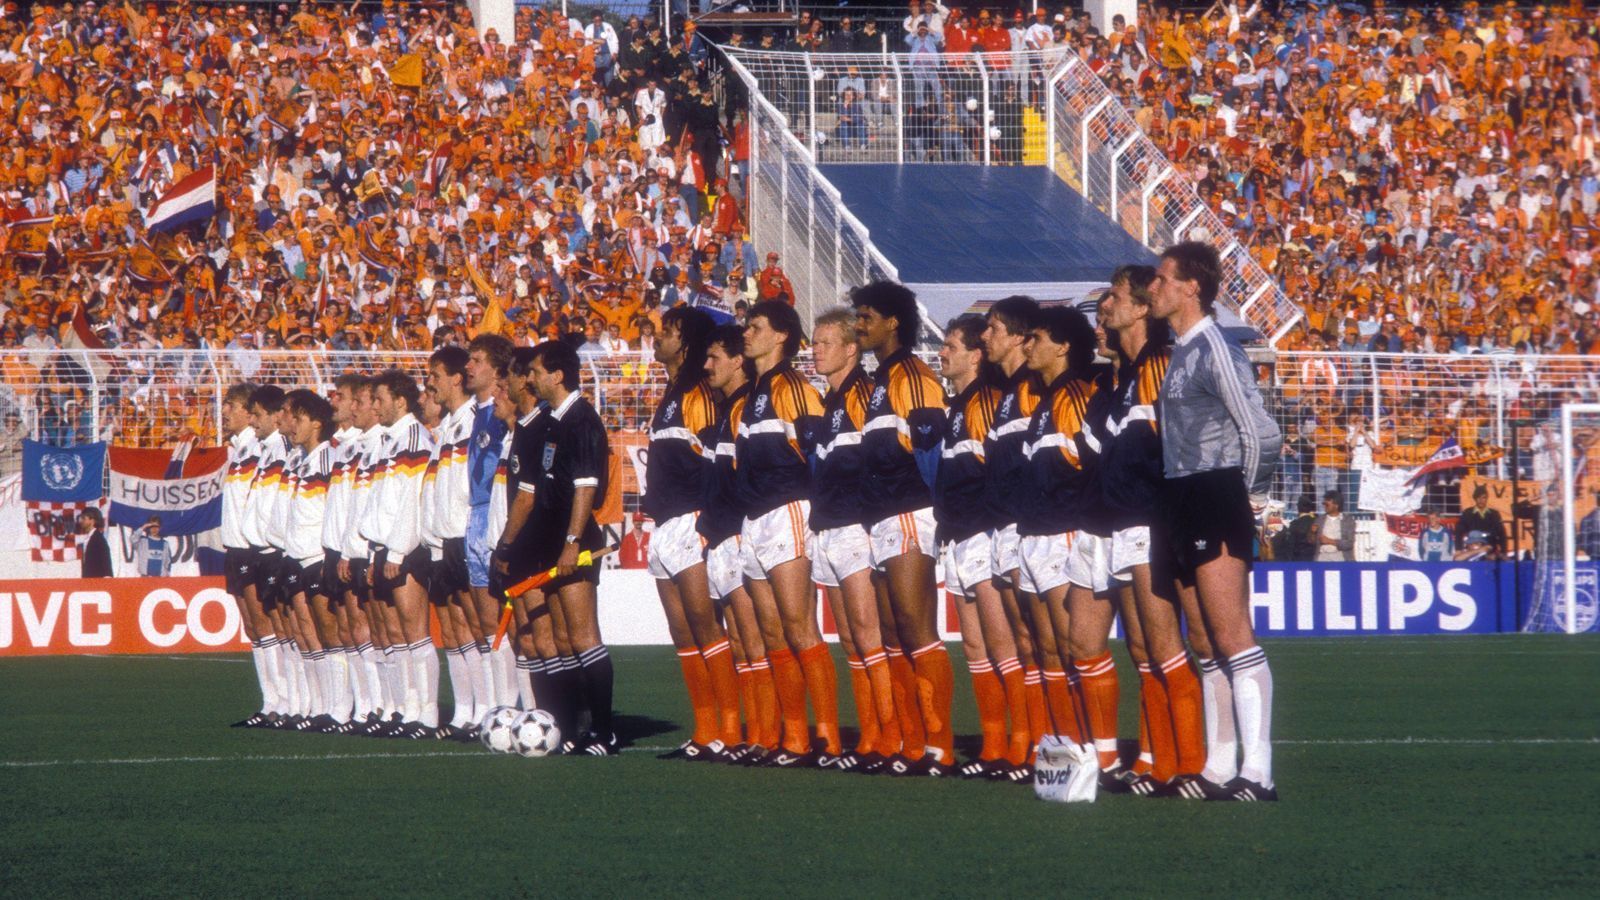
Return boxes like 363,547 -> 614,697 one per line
224,383 -> 275,728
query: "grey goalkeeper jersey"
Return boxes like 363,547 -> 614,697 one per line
1159,316 -> 1281,497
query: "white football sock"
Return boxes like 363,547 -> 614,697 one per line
1225,647 -> 1274,789
282,641 -> 303,716
251,638 -> 279,714
379,645 -> 399,716
445,646 -> 470,727
330,649 -> 353,723
357,643 -> 382,717
1198,656 -> 1239,784
346,648 -> 369,718
469,640 -> 496,716
492,643 -> 517,709
399,642 -> 421,723
303,651 -> 322,716
516,654 -> 536,710
263,637 -> 288,714
412,640 -> 440,728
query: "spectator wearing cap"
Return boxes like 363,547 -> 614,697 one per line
756,252 -> 795,305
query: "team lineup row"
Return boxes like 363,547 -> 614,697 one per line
222,240 -> 1281,798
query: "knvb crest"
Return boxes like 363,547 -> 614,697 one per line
830,408 -> 845,431
662,399 -> 679,423
753,394 -> 768,416
40,453 -> 85,492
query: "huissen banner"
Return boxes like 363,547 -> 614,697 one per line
108,442 -> 229,535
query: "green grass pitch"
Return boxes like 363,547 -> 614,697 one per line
3,636 -> 1597,898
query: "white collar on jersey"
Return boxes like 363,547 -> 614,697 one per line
551,390 -> 582,421
1174,314 -> 1217,347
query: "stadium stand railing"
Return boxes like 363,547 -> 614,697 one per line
723,54 -> 902,330
6,348 -> 1600,533
721,46 -> 1302,345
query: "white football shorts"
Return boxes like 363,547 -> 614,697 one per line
740,499 -> 813,581
813,523 -> 872,588
645,512 -> 706,580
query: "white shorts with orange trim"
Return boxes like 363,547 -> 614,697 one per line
1017,531 -> 1074,595
942,531 -> 993,598
1109,525 -> 1151,583
989,522 -> 1021,578
645,512 -> 706,580
740,499 -> 814,581
812,523 -> 872,588
706,536 -> 744,602
1066,530 -> 1113,593
868,507 -> 937,569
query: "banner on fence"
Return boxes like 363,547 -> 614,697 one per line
20,440 -> 106,562
108,441 -> 228,535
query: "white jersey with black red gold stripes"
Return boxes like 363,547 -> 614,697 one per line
432,399 -> 474,541
322,426 -> 361,555
286,442 -> 334,566
359,413 -> 436,560
342,424 -> 388,561
243,431 -> 288,550
221,426 -> 260,550
263,445 -> 303,554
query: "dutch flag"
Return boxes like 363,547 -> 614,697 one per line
143,165 -> 217,234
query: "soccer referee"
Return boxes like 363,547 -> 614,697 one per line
1149,241 -> 1282,802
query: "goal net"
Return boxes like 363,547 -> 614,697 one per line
1523,403 -> 1600,633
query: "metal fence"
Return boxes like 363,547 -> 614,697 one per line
1042,54 -> 1302,345
725,54 -> 901,329
6,348 -> 1599,521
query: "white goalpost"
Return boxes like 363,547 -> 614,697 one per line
1556,402 -> 1600,634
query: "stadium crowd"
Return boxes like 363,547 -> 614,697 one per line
0,0 -> 788,357
780,1 -> 1597,357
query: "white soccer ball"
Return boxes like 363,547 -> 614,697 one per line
988,126 -> 1002,140
479,705 -> 521,753
965,97 -> 978,111
511,709 -> 562,757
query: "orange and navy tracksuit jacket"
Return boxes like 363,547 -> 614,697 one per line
859,346 -> 946,523
733,361 -> 824,518
934,372 -> 1002,544
1017,371 -> 1097,537
1093,344 -> 1171,533
699,383 -> 751,545
645,374 -> 718,522
810,364 -> 873,532
983,366 -> 1043,529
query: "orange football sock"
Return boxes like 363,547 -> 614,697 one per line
748,656 -> 781,749
797,642 -> 841,754
968,657 -> 1008,762
845,655 -> 880,755
675,646 -> 717,745
861,647 -> 903,757
733,661 -> 757,744
767,648 -> 811,754
1138,662 -> 1175,781
700,640 -> 743,747
912,642 -> 955,764
1074,651 -> 1121,770
1160,651 -> 1206,776
1042,667 -> 1084,743
997,656 -> 1032,766
887,650 -> 926,760
1022,664 -> 1049,760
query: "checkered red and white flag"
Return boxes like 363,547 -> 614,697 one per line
25,500 -> 100,562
